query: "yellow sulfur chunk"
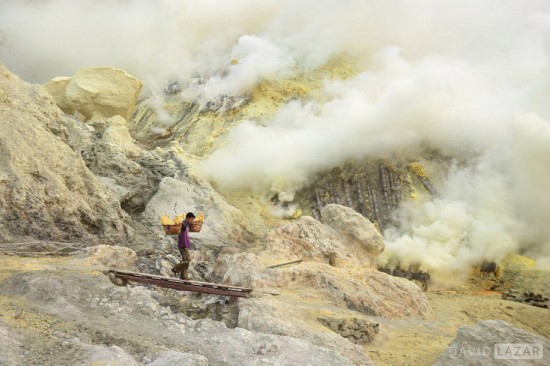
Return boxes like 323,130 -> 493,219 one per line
195,213 -> 205,223
161,214 -> 174,225
291,208 -> 302,219
174,214 -> 185,225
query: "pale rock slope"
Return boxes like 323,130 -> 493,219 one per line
0,61 -> 128,243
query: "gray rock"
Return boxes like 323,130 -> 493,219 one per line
321,204 -> 384,255
149,350 -> 208,366
434,320 -> 550,366
264,216 -> 376,267
0,322 -> 23,366
79,344 -> 139,366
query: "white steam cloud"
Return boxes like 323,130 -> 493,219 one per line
2,0 -> 550,278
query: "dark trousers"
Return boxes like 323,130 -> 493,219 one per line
172,247 -> 191,279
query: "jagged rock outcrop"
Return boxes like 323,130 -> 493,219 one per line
43,67 -> 143,121
434,320 -> 550,366
0,62 -> 128,243
223,223 -> 425,364
321,204 -> 385,256
84,115 -> 154,214
217,216 -> 428,319
223,257 -> 425,365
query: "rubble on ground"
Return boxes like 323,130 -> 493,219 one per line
502,290 -> 549,309
318,317 -> 379,344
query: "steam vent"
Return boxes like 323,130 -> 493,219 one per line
0,1 -> 549,365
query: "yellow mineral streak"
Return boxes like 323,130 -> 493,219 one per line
500,253 -> 536,270
409,162 -> 428,178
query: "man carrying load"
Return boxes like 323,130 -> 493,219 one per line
172,212 -> 195,279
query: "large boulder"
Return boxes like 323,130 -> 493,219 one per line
434,320 -> 550,366
42,76 -> 71,113
144,176 -> 247,245
265,215 -> 375,267
86,245 -> 137,270
321,204 -> 385,255
43,67 -> 143,121
0,62 -> 128,243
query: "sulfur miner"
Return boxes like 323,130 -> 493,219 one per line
170,212 -> 195,279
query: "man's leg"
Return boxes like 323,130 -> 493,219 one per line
172,247 -> 190,275
181,248 -> 191,279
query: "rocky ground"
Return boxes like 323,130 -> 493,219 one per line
0,251 -> 548,366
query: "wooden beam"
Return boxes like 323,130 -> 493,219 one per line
107,270 -> 252,297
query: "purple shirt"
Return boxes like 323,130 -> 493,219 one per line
178,221 -> 191,249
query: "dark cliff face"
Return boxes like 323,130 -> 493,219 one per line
293,158 -> 441,231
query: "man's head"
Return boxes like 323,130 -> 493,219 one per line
186,212 -> 195,223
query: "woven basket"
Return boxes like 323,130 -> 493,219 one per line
162,221 -> 203,235
189,221 -> 203,232
163,224 -> 181,235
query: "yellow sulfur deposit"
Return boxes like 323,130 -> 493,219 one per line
160,214 -> 173,225
409,162 -> 428,178
500,253 -> 535,270
174,214 -> 185,225
161,212 -> 205,225
291,208 -> 302,219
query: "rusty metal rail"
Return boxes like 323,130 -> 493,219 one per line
107,270 -> 252,298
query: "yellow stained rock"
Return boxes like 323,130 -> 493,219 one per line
43,67 -> 143,121
409,162 -> 428,178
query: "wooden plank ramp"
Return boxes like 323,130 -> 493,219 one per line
107,270 -> 252,298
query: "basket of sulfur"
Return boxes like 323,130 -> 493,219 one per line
160,213 -> 204,235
